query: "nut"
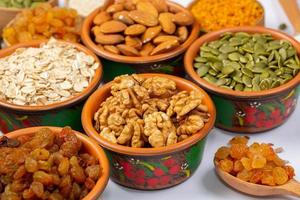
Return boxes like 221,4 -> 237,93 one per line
150,39 -> 180,55
173,12 -> 194,26
140,43 -> 154,56
103,45 -> 120,54
106,3 -> 124,13
93,11 -> 112,25
125,36 -> 143,50
124,24 -> 146,36
113,11 -> 134,25
129,10 -> 159,27
176,26 -> 189,42
117,44 -> 140,56
153,35 -> 180,45
95,33 -> 124,45
158,12 -> 176,34
99,20 -> 127,34
136,1 -> 159,17
141,26 -> 162,43
150,0 -> 168,13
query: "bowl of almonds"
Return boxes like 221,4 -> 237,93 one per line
81,0 -> 200,77
0,0 -> 58,35
82,73 -> 216,190
0,39 -> 102,133
184,26 -> 300,133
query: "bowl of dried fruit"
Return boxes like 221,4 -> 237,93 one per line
0,39 -> 102,133
81,0 -> 201,78
82,73 -> 216,190
2,2 -> 82,47
0,0 -> 58,34
0,126 -> 110,199
184,26 -> 300,133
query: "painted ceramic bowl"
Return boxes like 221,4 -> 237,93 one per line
81,0 -> 201,77
82,73 -> 216,190
4,126 -> 110,200
185,26 -> 300,133
0,0 -> 57,35
0,40 -> 103,133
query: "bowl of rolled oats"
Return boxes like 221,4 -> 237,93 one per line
0,38 -> 102,133
82,73 -> 216,190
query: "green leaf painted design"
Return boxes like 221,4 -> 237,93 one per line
237,116 -> 244,126
212,95 -> 236,127
185,138 -> 206,171
147,162 -> 169,173
138,161 -> 155,171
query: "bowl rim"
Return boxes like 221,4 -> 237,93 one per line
81,73 -> 216,156
187,0 -> 265,32
0,39 -> 103,112
0,0 -> 57,12
184,26 -> 300,99
80,0 -> 201,64
4,126 -> 110,200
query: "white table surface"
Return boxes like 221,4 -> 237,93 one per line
101,0 -> 300,200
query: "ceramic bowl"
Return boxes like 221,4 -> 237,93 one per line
4,126 -> 110,200
188,0 -> 265,32
0,0 -> 57,34
81,0 -> 201,78
184,26 -> 300,133
82,73 -> 216,190
0,40 -> 103,133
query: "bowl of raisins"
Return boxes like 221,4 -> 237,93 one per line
0,126 -> 110,199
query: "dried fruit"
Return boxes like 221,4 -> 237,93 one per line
0,127 -> 102,199
215,136 -> 295,186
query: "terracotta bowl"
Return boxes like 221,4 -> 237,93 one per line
82,73 -> 216,190
81,0 -> 201,77
184,26 -> 300,133
4,126 -> 110,200
0,0 -> 57,35
0,40 -> 103,133
187,0 -> 265,32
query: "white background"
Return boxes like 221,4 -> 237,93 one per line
101,0 -> 300,200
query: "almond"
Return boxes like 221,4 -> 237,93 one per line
92,26 -> 102,35
99,20 -> 127,33
129,10 -> 158,27
153,35 -> 180,45
140,43 -> 154,56
150,0 -> 168,13
176,26 -> 189,43
158,12 -> 176,34
142,26 -> 161,43
125,36 -> 142,50
117,44 -> 140,56
124,24 -> 146,35
107,4 -> 124,13
93,11 -> 112,25
95,33 -> 124,45
124,0 -> 136,11
150,39 -> 179,55
113,11 -> 134,25
136,1 -> 158,17
173,12 -> 194,26
104,45 -> 120,54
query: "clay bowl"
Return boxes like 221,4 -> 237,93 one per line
0,40 -> 103,133
184,26 -> 300,133
187,0 -> 264,32
4,126 -> 110,200
81,0 -> 201,77
0,0 -> 57,35
82,73 -> 216,190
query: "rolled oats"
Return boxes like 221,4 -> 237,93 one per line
0,38 -> 99,106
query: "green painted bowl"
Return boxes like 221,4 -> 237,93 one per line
82,73 -> 216,190
0,40 -> 103,133
185,27 -> 300,133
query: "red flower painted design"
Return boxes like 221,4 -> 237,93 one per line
153,168 -> 165,177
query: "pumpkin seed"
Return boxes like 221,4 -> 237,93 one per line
193,32 -> 300,92
196,65 -> 209,77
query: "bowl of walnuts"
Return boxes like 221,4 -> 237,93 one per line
81,0 -> 201,77
82,73 -> 216,190
0,126 -> 110,199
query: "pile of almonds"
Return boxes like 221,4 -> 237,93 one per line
0,39 -> 99,106
91,0 -> 194,56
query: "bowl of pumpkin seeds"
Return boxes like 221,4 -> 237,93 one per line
0,0 -> 57,34
184,26 -> 300,133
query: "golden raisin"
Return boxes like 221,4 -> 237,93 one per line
215,146 -> 230,160
219,159 -> 233,173
273,167 -> 289,185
